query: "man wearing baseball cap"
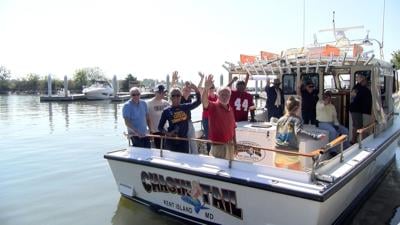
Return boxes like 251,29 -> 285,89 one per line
147,84 -> 169,148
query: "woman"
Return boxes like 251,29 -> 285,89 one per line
158,85 -> 201,153
275,96 -> 325,170
316,91 -> 350,153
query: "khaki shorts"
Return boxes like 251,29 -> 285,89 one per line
210,144 -> 234,160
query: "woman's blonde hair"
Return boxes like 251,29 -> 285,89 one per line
285,96 -> 301,115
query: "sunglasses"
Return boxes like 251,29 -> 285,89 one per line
171,94 -> 181,98
131,93 -> 140,96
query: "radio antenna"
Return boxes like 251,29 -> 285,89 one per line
381,0 -> 386,59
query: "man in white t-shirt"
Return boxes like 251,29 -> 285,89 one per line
147,84 -> 170,148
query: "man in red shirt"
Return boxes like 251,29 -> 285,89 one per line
202,74 -> 236,160
227,74 -> 256,122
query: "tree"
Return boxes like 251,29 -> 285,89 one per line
0,66 -> 11,92
85,67 -> 107,83
142,78 -> 157,89
391,50 -> 400,70
0,66 -> 10,81
73,69 -> 88,91
26,73 -> 40,93
73,67 -> 107,91
122,74 -> 138,91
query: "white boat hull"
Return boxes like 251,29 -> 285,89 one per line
83,88 -> 113,100
105,122 -> 399,225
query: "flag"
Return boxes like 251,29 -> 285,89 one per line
353,44 -> 363,57
240,54 -> 256,64
260,51 -> 279,60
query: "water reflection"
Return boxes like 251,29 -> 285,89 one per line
48,102 -> 54,133
46,100 -> 122,132
62,103 -> 69,129
111,196 -> 185,225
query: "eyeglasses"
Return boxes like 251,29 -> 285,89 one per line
131,93 -> 140,96
171,94 -> 181,98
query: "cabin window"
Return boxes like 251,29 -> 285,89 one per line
301,73 -> 319,92
282,74 -> 297,94
323,75 -> 335,90
379,76 -> 386,94
393,70 -> 399,94
338,74 -> 350,89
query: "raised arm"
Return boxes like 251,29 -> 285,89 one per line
197,72 -> 205,88
244,72 -> 250,87
202,75 -> 214,109
171,70 -> 179,88
227,76 -> 238,87
187,82 -> 202,110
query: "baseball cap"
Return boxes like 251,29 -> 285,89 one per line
154,84 -> 166,93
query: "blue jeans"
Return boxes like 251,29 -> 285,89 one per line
202,118 -> 211,152
318,122 -> 350,151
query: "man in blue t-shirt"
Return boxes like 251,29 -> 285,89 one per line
122,87 -> 152,148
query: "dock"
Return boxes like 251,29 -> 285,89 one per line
40,94 -> 86,102
40,92 -> 155,102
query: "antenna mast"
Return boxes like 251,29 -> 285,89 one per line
381,0 -> 385,59
332,11 -> 336,41
302,0 -> 306,47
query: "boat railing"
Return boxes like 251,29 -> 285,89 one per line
224,52 -> 376,76
124,132 -> 348,182
356,122 -> 376,149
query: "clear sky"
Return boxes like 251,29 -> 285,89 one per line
0,0 -> 399,83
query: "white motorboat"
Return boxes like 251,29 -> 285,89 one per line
82,80 -> 114,100
105,27 -> 400,224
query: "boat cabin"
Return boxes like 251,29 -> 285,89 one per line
225,50 -> 399,147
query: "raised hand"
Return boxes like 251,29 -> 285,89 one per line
204,74 -> 214,90
232,76 -> 238,82
198,72 -> 204,79
172,71 -> 179,82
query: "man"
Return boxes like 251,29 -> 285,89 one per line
349,73 -> 372,143
158,84 -> 201,153
265,78 -> 284,121
123,87 -> 152,148
297,79 -> 319,125
316,91 -> 350,151
227,74 -> 256,122
202,74 -> 236,160
147,84 -> 170,148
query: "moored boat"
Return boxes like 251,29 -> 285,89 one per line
82,80 -> 114,100
105,27 -> 399,224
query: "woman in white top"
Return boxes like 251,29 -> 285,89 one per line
316,91 -> 350,152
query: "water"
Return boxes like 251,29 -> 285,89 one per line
0,95 -> 399,225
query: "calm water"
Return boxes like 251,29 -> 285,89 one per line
0,95 -> 399,225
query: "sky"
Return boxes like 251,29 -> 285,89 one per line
0,0 -> 399,84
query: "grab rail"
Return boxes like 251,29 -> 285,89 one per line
124,132 -> 348,181
356,122 -> 375,149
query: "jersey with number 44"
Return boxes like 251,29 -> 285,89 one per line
229,90 -> 254,122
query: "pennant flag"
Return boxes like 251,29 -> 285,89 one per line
240,54 -> 256,64
353,44 -> 363,57
307,45 -> 341,57
260,51 -> 279,60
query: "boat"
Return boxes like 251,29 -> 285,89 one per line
82,80 -> 114,100
104,26 -> 400,224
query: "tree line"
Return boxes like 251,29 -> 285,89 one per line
0,66 -> 160,94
